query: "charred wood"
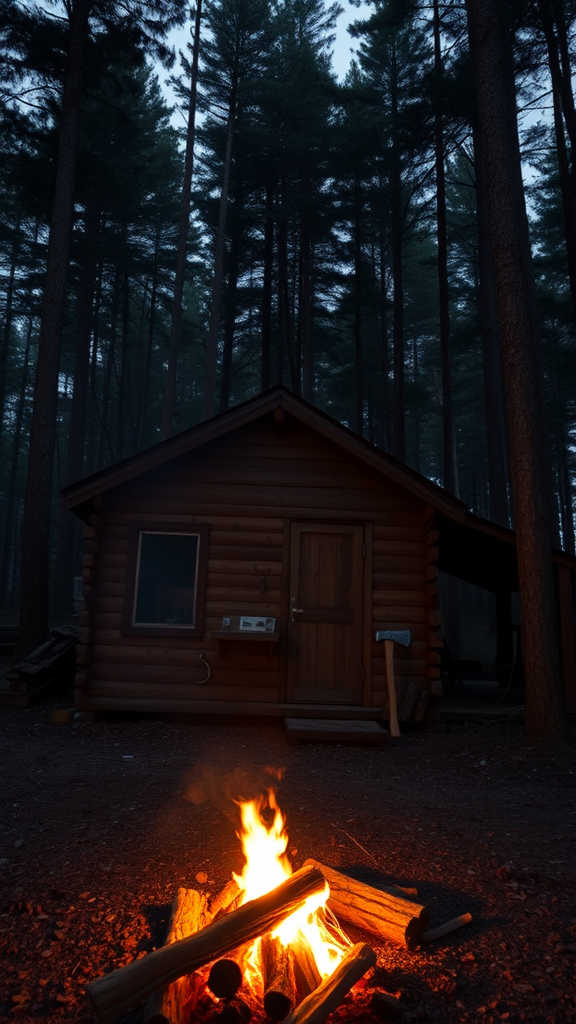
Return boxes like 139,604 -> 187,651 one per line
207,959 -> 243,999
260,934 -> 298,1021
87,864 -> 325,1023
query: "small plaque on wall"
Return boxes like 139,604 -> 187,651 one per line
239,616 -> 276,633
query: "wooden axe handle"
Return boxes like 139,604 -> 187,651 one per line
384,639 -> 401,737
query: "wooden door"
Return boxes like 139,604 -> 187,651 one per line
287,523 -> 364,703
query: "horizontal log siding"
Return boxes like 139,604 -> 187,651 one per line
371,510 -> 429,708
84,416 -> 428,711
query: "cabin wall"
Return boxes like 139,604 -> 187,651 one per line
75,416 -> 440,715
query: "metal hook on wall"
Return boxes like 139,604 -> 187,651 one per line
192,652 -> 211,684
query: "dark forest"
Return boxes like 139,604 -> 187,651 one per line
1,0 -> 575,739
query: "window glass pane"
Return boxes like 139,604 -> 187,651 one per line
134,533 -> 199,626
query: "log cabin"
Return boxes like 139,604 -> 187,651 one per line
63,387 -> 576,726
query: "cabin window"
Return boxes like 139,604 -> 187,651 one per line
123,524 -> 209,637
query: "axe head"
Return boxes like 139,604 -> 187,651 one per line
375,629 -> 411,648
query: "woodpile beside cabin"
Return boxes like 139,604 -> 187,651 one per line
63,387 -> 576,727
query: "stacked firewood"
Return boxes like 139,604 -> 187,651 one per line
86,862 -> 471,1024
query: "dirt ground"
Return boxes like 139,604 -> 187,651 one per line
0,701 -> 575,1024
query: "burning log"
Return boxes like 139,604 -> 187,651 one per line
422,912 -> 472,943
281,942 -> 376,1024
209,878 -> 242,922
291,937 -> 322,1002
260,934 -> 298,1021
87,864 -> 326,1024
143,887 -> 208,1024
304,860 -> 428,951
207,959 -> 243,999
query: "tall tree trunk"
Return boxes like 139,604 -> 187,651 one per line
539,0 -> 576,152
0,217 -> 21,443
16,0 -> 90,659
97,262 -> 120,468
203,83 -> 237,419
556,420 -> 575,554
391,155 -> 404,462
261,181 -> 274,390
412,334 -> 421,472
378,203 -> 391,451
87,255 -> 105,471
52,203 -> 100,617
116,253 -> 130,461
138,233 -> 159,448
538,1 -> 576,320
277,208 -> 298,393
0,313 -> 33,609
162,0 -> 202,438
551,323 -> 575,553
390,47 -> 405,462
473,120 -> 511,526
466,0 -> 566,743
299,204 -> 313,402
433,0 -> 459,495
353,173 -> 363,435
219,207 -> 241,413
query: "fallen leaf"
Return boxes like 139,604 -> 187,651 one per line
11,992 -> 30,1006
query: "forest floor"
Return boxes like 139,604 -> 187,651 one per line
0,701 -> 575,1024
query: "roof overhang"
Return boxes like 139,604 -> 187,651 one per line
62,386 -> 470,525
62,386 -> 576,586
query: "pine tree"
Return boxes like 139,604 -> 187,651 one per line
352,0 -> 434,462
466,0 -> 566,743
7,0 -> 188,656
200,0 -> 272,418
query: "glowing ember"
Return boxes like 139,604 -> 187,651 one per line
233,790 -> 351,984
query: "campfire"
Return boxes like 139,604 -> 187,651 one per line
86,789 -> 471,1024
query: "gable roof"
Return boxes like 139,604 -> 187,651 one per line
62,386 -> 576,588
63,386 -> 468,521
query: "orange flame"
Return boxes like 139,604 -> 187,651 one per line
233,790 -> 350,979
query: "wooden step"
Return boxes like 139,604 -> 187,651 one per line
280,704 -> 383,721
284,718 -> 388,745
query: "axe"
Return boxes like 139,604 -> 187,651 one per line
375,629 -> 411,737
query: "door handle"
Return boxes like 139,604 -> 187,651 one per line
291,597 -> 304,623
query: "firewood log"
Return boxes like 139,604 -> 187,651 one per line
291,937 -> 321,1002
281,942 -> 376,1024
388,885 -> 418,897
422,912 -> 472,943
143,887 -> 208,1024
260,934 -> 298,1021
207,959 -> 243,999
304,860 -> 428,951
209,879 -> 242,922
87,864 -> 325,1024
